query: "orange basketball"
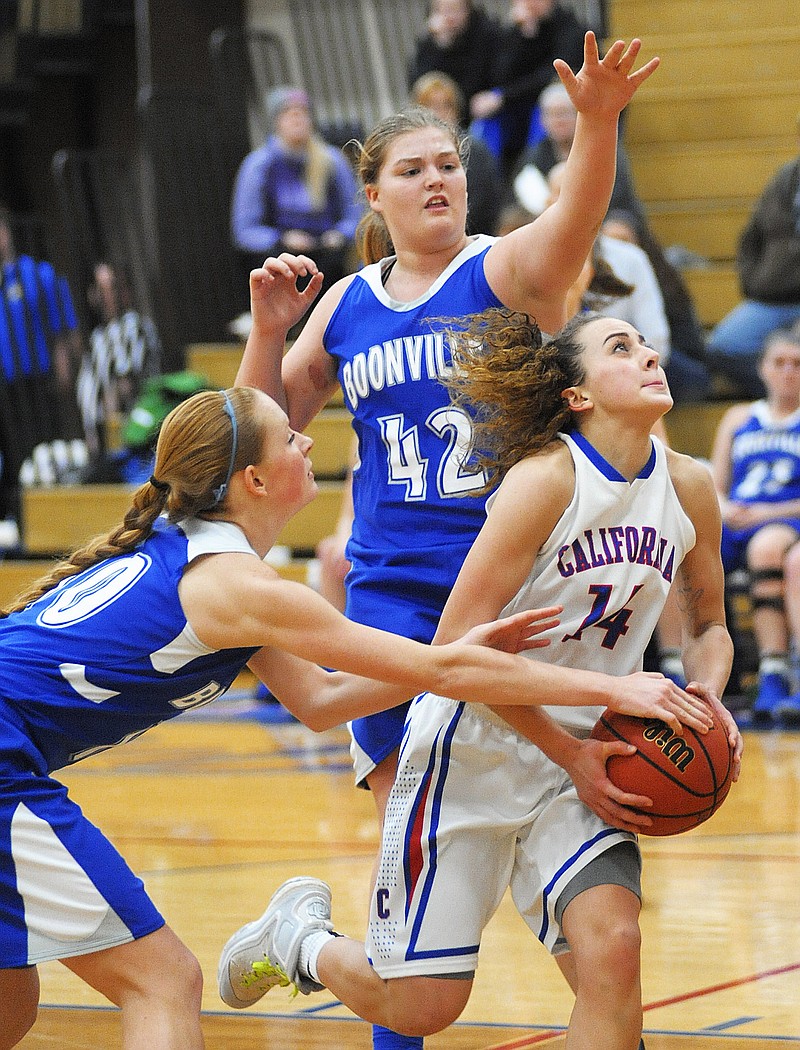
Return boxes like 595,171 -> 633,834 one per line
590,709 -> 735,836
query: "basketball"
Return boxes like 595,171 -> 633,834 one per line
590,709 -> 735,836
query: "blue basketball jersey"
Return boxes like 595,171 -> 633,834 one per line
0,517 -> 259,773
324,235 -> 503,553
1,255 -> 77,376
728,401 -> 800,505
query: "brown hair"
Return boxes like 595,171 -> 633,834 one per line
585,241 -> 635,304
1,388 -> 266,615
443,309 -> 599,492
410,71 -> 467,125
345,107 -> 469,265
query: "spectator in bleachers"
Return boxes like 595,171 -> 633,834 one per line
545,161 -> 670,363
710,326 -> 800,727
510,80 -> 645,221
0,204 -> 82,519
705,120 -> 800,397
469,0 -> 586,176
230,87 -> 362,298
407,0 -> 500,119
75,259 -> 161,461
0,204 -> 81,415
410,71 -> 505,235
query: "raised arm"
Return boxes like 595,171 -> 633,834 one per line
484,33 -> 660,332
234,255 -> 346,429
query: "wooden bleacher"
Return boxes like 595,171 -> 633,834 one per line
681,268 -> 741,329
663,401 -> 739,462
608,0 -> 798,465
185,341 -> 345,407
19,477 -> 346,558
610,0 -> 798,290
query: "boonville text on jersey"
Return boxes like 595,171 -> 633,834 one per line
557,526 -> 676,582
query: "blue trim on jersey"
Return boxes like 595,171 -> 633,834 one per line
538,826 -> 621,944
405,703 -> 478,962
570,430 -> 656,481
403,732 -> 440,922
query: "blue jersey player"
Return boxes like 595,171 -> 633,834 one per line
235,34 -> 661,1050
711,326 -> 800,725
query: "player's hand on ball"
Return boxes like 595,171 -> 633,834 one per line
566,736 -> 654,833
460,606 -> 562,655
685,681 -> 743,781
610,672 -> 714,735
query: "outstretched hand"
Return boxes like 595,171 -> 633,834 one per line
459,606 -> 562,654
249,253 -> 326,335
554,31 -> 660,122
609,671 -> 714,735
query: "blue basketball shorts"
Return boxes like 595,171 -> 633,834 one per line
0,770 -> 164,968
344,541 -> 474,786
721,517 -> 800,573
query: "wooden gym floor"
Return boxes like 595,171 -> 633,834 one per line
16,689 -> 800,1049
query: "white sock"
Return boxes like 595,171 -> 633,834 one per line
760,653 -> 789,677
299,930 -> 336,983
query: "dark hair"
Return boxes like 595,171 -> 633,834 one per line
443,309 -> 597,492
1,388 -> 266,615
345,107 -> 469,265
585,240 -> 635,305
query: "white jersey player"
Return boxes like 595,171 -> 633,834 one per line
216,314 -> 743,1050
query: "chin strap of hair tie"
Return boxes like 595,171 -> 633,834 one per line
149,474 -> 169,492
211,391 -> 239,506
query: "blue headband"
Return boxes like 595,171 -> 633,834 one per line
211,391 -> 238,506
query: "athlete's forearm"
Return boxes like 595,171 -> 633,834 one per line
490,703 -> 581,768
235,327 -> 287,407
681,622 -> 733,699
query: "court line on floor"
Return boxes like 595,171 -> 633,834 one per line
480,961 -> 800,1048
643,960 -> 800,1011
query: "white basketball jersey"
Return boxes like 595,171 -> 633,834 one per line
495,432 -> 696,734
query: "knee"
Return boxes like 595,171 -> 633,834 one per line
386,978 -> 469,1036
577,916 -> 641,993
127,941 -> 203,1013
746,527 -> 792,569
158,945 -> 204,1010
